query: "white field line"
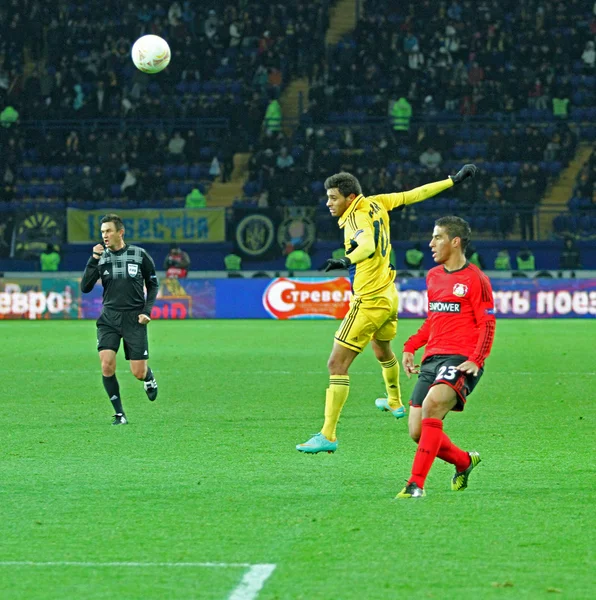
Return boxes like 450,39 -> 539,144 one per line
0,562 -> 277,600
228,564 -> 277,600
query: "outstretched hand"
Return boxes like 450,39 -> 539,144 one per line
450,164 -> 477,185
456,360 -> 480,377
324,257 -> 351,272
402,352 -> 420,379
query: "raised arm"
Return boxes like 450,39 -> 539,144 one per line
370,164 -> 478,211
80,245 -> 104,293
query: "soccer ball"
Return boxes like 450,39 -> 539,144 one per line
131,35 -> 171,74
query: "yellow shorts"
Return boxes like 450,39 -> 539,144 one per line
334,284 -> 398,353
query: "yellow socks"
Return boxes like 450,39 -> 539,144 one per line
379,355 -> 402,409
321,376 -> 350,441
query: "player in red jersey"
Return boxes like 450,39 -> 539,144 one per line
395,216 -> 496,499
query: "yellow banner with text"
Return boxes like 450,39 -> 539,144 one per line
67,208 -> 225,243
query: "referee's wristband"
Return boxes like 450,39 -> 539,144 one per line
92,253 -> 101,258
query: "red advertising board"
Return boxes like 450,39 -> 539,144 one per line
262,277 -> 352,319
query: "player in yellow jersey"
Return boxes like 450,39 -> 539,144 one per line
297,165 -> 478,454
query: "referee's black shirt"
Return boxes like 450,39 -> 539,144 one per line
81,244 -> 159,316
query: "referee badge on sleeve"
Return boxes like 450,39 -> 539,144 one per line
127,263 -> 139,277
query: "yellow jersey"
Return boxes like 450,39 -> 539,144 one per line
337,179 -> 454,298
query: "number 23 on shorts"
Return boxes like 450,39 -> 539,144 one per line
435,365 -> 459,381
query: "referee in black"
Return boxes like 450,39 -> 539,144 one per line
81,213 -> 160,425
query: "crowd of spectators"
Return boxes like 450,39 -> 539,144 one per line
0,0 -> 334,208
554,149 -> 596,238
241,0 -> 595,239
0,0 -> 330,142
244,117 -> 578,239
0,121 -> 240,205
307,0 -> 596,122
1,0 -> 595,242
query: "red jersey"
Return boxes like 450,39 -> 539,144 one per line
403,262 -> 496,368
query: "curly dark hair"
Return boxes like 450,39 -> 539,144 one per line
324,172 -> 362,197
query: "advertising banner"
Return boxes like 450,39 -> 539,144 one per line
80,277 -> 216,320
0,278 -> 80,320
394,277 -> 596,318
2,277 -> 596,320
67,208 -> 225,244
262,277 -> 352,319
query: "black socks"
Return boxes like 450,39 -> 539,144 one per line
103,374 -> 123,414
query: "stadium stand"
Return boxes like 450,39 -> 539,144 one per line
0,0 -> 595,270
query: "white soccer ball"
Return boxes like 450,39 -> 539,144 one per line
131,35 -> 171,74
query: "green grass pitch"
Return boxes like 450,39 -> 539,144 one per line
1,319 -> 594,599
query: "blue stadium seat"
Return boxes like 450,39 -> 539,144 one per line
243,181 -> 260,196
213,81 -> 227,94
20,166 -> 33,181
28,184 -> 43,198
572,107 -> 587,120
175,165 -> 188,179
549,161 -> 563,175
310,181 -> 325,196
41,184 -> 55,197
435,197 -> 450,211
519,108 -> 530,120
568,196 -> 581,211
579,215 -> 592,234
579,197 -> 593,210
178,182 -> 192,196
32,166 -> 48,180
482,162 -> 495,174
473,216 -> 488,231
49,166 -> 64,180
188,165 -> 201,179
417,216 -> 435,233
493,162 -> 506,176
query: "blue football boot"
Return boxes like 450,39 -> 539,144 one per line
296,433 -> 338,454
375,397 -> 406,419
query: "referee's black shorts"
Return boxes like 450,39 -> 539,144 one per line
96,308 -> 149,360
409,354 -> 484,412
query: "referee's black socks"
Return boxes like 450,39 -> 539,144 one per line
103,374 -> 123,414
144,367 -> 154,382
